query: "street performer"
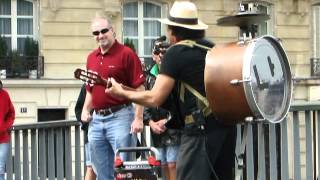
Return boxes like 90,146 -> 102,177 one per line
81,14 -> 145,180
106,1 -> 236,180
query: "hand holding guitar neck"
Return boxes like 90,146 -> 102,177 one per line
74,68 -> 136,91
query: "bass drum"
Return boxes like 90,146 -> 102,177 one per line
205,35 -> 292,124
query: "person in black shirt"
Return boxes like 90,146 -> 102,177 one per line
75,84 -> 96,180
144,52 -> 181,180
106,1 -> 236,180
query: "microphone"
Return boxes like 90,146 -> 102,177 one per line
156,35 -> 166,41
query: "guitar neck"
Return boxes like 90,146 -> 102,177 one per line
74,68 -> 137,91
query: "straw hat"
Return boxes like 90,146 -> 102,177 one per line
159,1 -> 208,30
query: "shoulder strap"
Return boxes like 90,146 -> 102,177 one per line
180,82 -> 212,116
175,40 -> 212,51
175,40 -> 213,116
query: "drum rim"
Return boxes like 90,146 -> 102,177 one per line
242,35 -> 293,123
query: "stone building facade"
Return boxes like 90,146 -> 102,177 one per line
1,0 -> 320,178
1,0 -> 319,124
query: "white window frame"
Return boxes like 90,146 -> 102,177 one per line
313,5 -> 320,58
0,0 -> 38,51
122,0 -> 167,60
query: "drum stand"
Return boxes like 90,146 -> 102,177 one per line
235,121 -> 249,180
216,2 -> 273,179
235,118 -> 265,180
217,2 -> 270,42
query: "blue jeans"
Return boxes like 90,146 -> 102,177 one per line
0,143 -> 9,180
158,145 -> 180,164
88,105 -> 136,180
84,142 -> 92,166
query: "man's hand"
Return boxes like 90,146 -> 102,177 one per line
130,117 -> 144,134
81,109 -> 92,123
149,119 -> 167,134
105,77 -> 125,98
152,53 -> 161,64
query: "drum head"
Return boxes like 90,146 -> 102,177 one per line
243,36 -> 292,123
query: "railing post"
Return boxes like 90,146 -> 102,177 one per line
280,117 -> 289,180
246,123 -> 254,180
269,123 -> 278,180
74,125 -> 82,180
23,130 -> 29,180
305,110 -> 313,180
257,123 -> 266,180
317,110 -> 320,180
38,129 -> 47,180
65,127 -> 72,180
47,128 -> 55,180
14,131 -> 21,180
293,111 -> 301,180
30,129 -> 37,180
56,128 -> 64,180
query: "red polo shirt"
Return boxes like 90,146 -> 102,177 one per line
0,89 -> 15,143
86,40 -> 145,109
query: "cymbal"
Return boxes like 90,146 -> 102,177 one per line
217,13 -> 270,27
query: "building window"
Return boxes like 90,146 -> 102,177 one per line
0,0 -> 37,54
313,5 -> 320,58
312,5 -> 320,76
123,1 -> 166,69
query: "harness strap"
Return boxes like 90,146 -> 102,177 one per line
175,40 -> 213,117
180,82 -> 212,117
176,40 -> 212,51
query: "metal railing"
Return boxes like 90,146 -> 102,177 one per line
5,101 -> 320,180
236,101 -> 320,180
6,120 -> 82,180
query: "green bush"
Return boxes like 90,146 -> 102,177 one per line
0,36 -> 8,57
24,37 -> 39,56
124,38 -> 136,53
9,50 -> 24,76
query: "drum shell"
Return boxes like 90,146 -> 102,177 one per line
205,36 -> 292,124
205,42 -> 253,124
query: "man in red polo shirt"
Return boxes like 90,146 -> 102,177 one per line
81,15 -> 145,180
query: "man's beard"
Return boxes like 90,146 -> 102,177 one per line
99,39 -> 110,47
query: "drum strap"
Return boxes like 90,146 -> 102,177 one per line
175,40 -> 212,117
180,82 -> 212,117
175,40 -> 212,51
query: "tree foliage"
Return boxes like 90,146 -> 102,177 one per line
124,38 -> 136,53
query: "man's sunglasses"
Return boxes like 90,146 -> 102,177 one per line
92,28 -> 109,36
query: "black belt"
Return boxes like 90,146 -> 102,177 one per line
95,103 -> 131,116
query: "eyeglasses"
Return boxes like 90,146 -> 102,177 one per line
92,28 -> 109,36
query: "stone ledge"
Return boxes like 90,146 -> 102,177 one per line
1,79 -> 82,88
293,77 -> 320,86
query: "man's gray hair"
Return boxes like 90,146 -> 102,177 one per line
92,11 -> 113,27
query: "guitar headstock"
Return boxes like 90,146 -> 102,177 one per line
74,68 -> 108,86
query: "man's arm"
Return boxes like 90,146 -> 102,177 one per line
81,90 -> 93,123
106,74 -> 175,107
130,84 -> 145,134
